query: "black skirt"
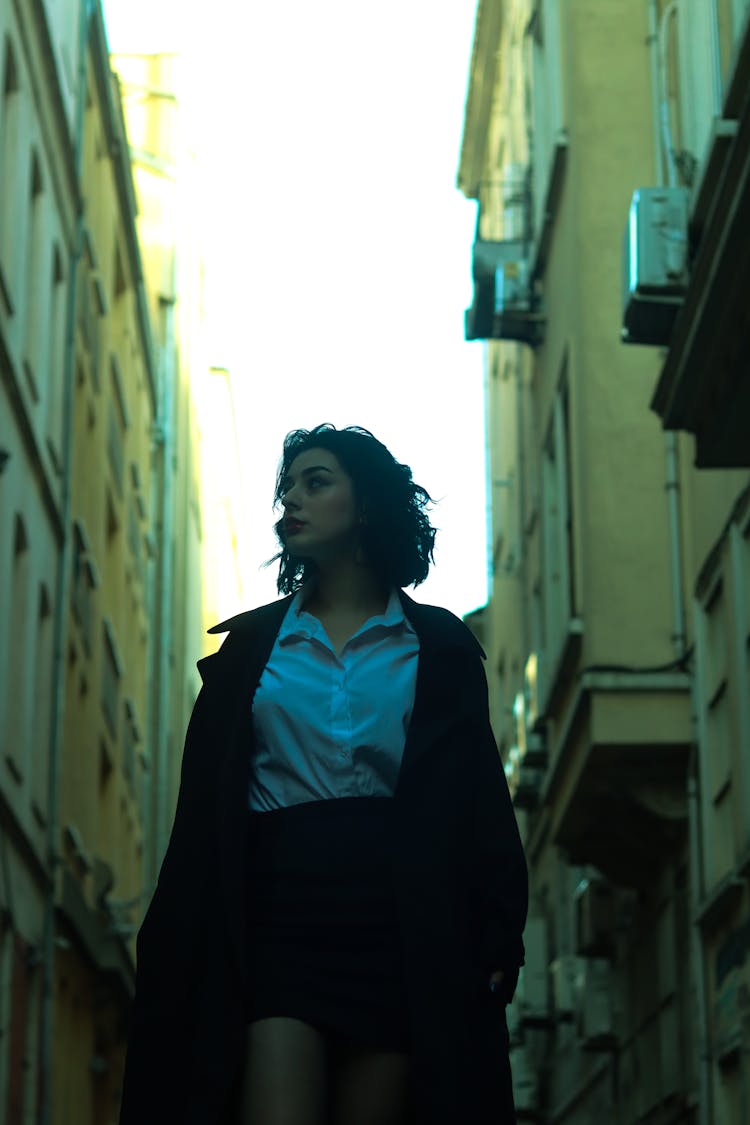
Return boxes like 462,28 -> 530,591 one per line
245,795 -> 411,1051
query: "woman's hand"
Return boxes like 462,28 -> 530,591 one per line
489,969 -> 505,994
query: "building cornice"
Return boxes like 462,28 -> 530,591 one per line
457,0 -> 505,200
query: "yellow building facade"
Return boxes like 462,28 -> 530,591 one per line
106,46 -> 253,1122
0,4 -> 247,1123
460,2 -> 750,1123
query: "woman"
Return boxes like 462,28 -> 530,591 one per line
118,424 -> 528,1125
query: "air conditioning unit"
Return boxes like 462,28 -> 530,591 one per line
505,744 -> 522,792
509,1046 -> 540,1113
549,954 -> 582,1020
573,958 -> 616,1049
574,877 -> 614,958
621,186 -> 690,345
514,764 -> 544,811
495,254 -> 531,315
524,731 -> 547,771
517,917 -> 551,1027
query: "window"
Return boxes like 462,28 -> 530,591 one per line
105,486 -> 119,544
78,232 -> 105,391
23,151 -> 47,399
729,515 -> 750,853
0,36 -> 22,310
46,245 -> 66,464
101,620 -> 121,741
539,368 -> 575,686
107,403 -> 124,498
7,514 -> 30,783
127,493 -> 144,588
530,577 -> 546,708
713,0 -> 750,87
6,933 -> 39,1123
737,512 -> 750,672
30,584 -> 52,825
495,651 -> 509,754
123,700 -> 140,796
675,0 -> 721,181
113,242 -> 127,301
695,576 -> 735,886
107,355 -> 128,498
527,0 -> 566,249
731,0 -> 750,37
72,521 -> 97,654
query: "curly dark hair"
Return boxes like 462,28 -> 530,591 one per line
269,424 -> 437,593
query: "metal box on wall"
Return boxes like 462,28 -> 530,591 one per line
621,186 -> 690,346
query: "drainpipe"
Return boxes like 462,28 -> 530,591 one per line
664,432 -> 687,659
647,0 -> 665,185
648,3 -> 710,1123
39,3 -> 92,1124
658,0 -> 679,188
687,751 -> 712,1125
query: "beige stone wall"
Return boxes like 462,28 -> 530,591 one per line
460,1 -> 750,1121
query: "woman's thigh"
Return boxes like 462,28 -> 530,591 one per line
329,1039 -> 412,1125
241,1016 -> 328,1125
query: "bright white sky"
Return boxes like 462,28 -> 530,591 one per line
102,0 -> 489,619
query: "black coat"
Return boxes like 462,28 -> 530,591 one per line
118,591 -> 528,1124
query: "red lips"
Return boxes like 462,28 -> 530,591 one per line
285,518 -> 306,534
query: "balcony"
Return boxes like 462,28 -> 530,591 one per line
465,237 -> 545,347
650,19 -> 750,467
539,670 -> 692,886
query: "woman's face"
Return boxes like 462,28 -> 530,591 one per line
280,447 -> 361,563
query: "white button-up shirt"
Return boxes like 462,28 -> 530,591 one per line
249,586 -> 420,811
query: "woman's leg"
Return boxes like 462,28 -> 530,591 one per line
329,1040 -> 412,1125
240,1016 -> 328,1125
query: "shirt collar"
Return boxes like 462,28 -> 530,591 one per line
278,582 -> 414,645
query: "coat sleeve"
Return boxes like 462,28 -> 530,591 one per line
464,647 -> 529,1001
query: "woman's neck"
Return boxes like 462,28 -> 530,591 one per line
303,560 -> 389,617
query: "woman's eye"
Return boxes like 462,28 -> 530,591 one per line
307,477 -> 324,489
